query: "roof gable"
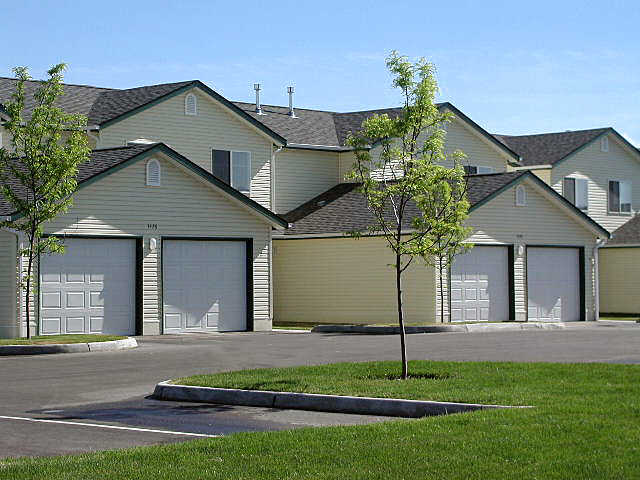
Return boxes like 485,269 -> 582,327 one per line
1,143 -> 288,229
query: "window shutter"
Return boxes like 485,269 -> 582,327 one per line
185,93 -> 197,116
609,181 -> 620,212
231,151 -> 251,192
563,178 -> 576,205
146,159 -> 161,186
212,150 -> 231,184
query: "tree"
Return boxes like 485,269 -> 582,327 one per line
0,64 -> 90,338
347,52 -> 471,378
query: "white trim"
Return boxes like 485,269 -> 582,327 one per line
607,178 -> 633,215
184,93 -> 197,116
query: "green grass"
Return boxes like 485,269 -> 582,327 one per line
0,334 -> 127,345
2,361 -> 639,479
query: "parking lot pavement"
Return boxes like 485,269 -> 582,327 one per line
1,324 -> 639,457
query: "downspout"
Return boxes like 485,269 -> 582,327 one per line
593,237 -> 608,321
270,145 -> 283,213
269,144 -> 283,326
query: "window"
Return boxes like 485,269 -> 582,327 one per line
463,165 -> 493,175
601,136 -> 609,152
563,177 -> 588,211
185,93 -> 197,116
212,149 -> 251,193
146,159 -> 161,186
609,180 -> 632,213
515,185 -> 526,206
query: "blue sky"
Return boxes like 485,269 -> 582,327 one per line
3,0 -> 639,144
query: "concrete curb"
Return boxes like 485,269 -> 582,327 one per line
311,322 -> 565,335
0,337 -> 138,356
153,381 -> 530,418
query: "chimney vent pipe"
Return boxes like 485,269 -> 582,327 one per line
287,86 -> 296,118
254,83 -> 264,115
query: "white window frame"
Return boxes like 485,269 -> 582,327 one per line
562,176 -> 589,211
608,178 -> 632,215
515,185 -> 526,206
185,93 -> 197,116
601,136 -> 609,152
146,158 -> 161,186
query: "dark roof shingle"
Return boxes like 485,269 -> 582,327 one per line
494,128 -> 609,166
608,215 -> 640,245
281,171 -> 526,236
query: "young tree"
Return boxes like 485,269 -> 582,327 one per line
347,52 -> 471,378
0,64 -> 90,338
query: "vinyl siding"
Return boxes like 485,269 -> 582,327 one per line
339,151 -> 357,182
550,133 -> 640,232
97,88 -> 274,209
599,247 -> 640,314
25,154 -> 272,334
530,167 -> 552,185
274,178 -> 599,324
274,148 -> 339,213
0,230 -> 18,337
274,236 -> 436,324
464,180 -> 598,321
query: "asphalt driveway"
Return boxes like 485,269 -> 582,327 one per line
1,321 -> 638,458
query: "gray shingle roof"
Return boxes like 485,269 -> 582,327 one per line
494,128 -> 609,166
608,215 -> 640,245
0,143 -> 156,216
281,171 -> 526,236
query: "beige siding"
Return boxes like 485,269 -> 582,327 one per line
275,178 -> 599,324
464,180 -> 598,321
274,236 -> 436,324
98,88 -> 274,209
339,151 -> 357,182
530,167 -> 552,185
0,230 -> 18,337
599,247 -> 640,314
551,133 -> 640,232
29,154 -> 272,333
274,148 -> 339,213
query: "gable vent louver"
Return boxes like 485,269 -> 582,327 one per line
146,159 -> 161,186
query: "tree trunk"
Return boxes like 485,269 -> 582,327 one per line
439,256 -> 445,323
395,252 -> 408,379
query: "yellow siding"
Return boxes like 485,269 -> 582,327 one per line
274,178 -> 599,324
98,88 -> 274,209
599,247 -> 640,314
35,154 -> 272,333
274,149 -> 339,213
550,133 -> 640,232
274,236 -> 436,324
530,168 -> 552,185
0,230 -> 18,338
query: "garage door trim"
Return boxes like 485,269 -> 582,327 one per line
38,234 -> 144,335
525,245 -> 585,322
447,243 -> 516,322
160,236 -> 254,333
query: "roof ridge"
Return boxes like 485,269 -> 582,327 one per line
114,79 -> 196,93
91,143 -> 158,152
0,76 -> 115,91
495,127 -> 610,139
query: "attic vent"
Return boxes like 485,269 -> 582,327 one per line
146,159 -> 161,186
185,93 -> 197,116
515,185 -> 526,206
601,136 -> 609,152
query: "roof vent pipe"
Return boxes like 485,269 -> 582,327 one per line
254,83 -> 264,115
287,86 -> 297,118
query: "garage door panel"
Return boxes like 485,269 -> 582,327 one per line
163,240 -> 247,333
527,247 -> 580,322
451,246 -> 510,322
40,238 -> 135,335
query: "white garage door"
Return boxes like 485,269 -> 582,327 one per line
163,240 -> 247,333
450,246 -> 510,322
39,238 -> 136,335
527,247 -> 580,322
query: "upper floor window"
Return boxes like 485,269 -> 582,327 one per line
185,93 -> 197,116
515,185 -> 527,206
146,159 -> 161,186
464,165 -> 493,175
609,180 -> 632,213
563,177 -> 588,211
600,136 -> 609,152
212,149 -> 251,193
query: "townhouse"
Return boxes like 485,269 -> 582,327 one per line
0,76 -> 634,338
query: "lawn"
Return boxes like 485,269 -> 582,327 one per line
0,334 -> 127,345
2,360 -> 639,479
